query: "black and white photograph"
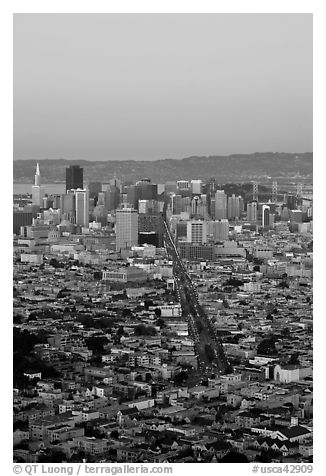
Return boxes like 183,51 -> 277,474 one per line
11,9 -> 314,471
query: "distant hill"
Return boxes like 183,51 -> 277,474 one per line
13,153 -> 313,184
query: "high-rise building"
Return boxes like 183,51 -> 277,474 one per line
262,205 -> 270,227
61,190 -> 76,220
138,199 -> 159,214
32,163 -> 45,207
191,195 -> 208,218
13,211 -> 34,235
135,178 -> 158,200
191,180 -> 203,195
227,194 -> 243,220
186,220 -> 207,244
171,194 -> 183,215
290,210 -> 303,223
207,219 -> 229,242
247,201 -> 258,222
206,177 -> 217,195
66,165 -> 83,192
164,181 -> 178,195
177,180 -> 190,191
215,190 -> 227,219
104,186 -> 121,212
52,195 -> 61,209
116,206 -> 139,251
75,189 -> 89,228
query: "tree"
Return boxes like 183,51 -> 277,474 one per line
134,324 -> 157,336
155,317 -> 165,328
13,314 -> 23,324
224,278 -> 244,287
154,308 -> 162,318
85,336 -> 108,354
289,353 -> 300,365
278,281 -> 289,289
144,299 -> 154,310
257,336 -> 277,356
122,308 -> 132,318
221,451 -> 249,463
173,370 -> 188,386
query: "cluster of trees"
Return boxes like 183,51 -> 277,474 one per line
84,336 -> 108,354
13,328 -> 60,388
76,314 -> 116,330
224,278 -> 244,288
257,335 -> 278,356
173,370 -> 189,386
134,324 -> 157,336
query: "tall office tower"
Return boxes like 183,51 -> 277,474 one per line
206,177 -> 217,195
126,185 -> 140,209
52,195 -> 61,209
13,211 -> 34,235
252,181 -> 259,201
262,205 -> 270,227
287,194 -> 297,210
66,165 -> 83,192
280,206 -> 290,221
227,194 -> 242,220
177,180 -> 190,192
32,163 -> 45,207
171,194 -> 183,215
215,190 -> 228,219
186,220 -> 207,244
290,210 -> 303,223
210,198 -> 216,218
247,201 -> 258,222
135,178 -> 158,201
75,189 -> 89,227
104,186 -> 121,212
164,181 -> 178,195
191,179 -> 203,195
61,190 -> 76,221
97,192 -> 105,206
191,195 -> 208,218
115,206 -> 139,251
207,219 -> 229,242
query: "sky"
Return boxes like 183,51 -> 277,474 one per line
13,13 -> 312,161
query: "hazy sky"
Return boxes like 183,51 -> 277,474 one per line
14,13 -> 312,161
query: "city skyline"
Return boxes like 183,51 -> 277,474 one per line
14,13 -> 312,162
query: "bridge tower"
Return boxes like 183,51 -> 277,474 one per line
271,181 -> 278,203
252,181 -> 258,202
